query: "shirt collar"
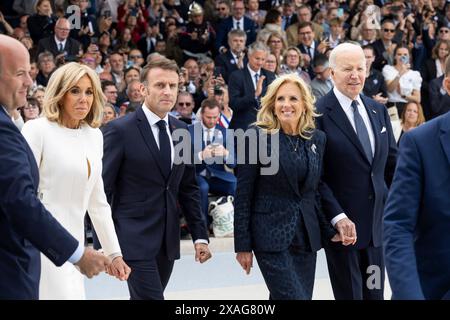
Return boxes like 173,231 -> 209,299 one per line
247,64 -> 260,78
142,102 -> 169,127
54,37 -> 67,47
333,87 -> 363,112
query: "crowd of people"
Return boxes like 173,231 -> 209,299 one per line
0,0 -> 449,301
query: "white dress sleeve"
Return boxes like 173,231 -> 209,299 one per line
87,130 -> 122,257
382,64 -> 398,82
21,118 -> 44,168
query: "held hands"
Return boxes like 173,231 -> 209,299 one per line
195,243 -> 212,263
236,252 -> 253,275
333,217 -> 357,246
105,256 -> 132,281
75,247 -> 110,278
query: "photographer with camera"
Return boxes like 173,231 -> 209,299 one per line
382,45 -> 422,118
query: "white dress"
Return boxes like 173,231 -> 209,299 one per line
22,118 -> 122,300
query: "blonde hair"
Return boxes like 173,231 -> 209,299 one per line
256,74 -> 318,139
43,62 -> 105,128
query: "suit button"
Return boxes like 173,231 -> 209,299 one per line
166,186 -> 169,190
368,194 -> 374,200
371,173 -> 374,177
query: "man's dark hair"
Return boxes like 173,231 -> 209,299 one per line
140,57 -> 179,83
101,80 -> 116,92
312,53 -> 329,68
200,99 -> 220,113
362,44 -> 375,54
298,21 -> 313,32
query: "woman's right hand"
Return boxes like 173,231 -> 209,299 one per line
236,252 -> 253,275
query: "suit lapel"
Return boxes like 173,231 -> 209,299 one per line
327,92 -> 370,163
439,113 -> 450,166
361,95 -> 380,163
136,107 -> 166,178
244,68 -> 255,95
300,138 -> 318,195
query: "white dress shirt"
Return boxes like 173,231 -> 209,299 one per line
54,36 -> 67,52
233,17 -> 244,30
247,64 -> 261,90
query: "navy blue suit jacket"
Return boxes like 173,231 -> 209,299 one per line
234,127 -> 336,253
215,17 -> 257,52
102,107 -> 208,261
0,107 -> 77,299
188,123 -> 236,183
316,91 -> 397,249
214,51 -> 248,84
384,112 -> 450,300
228,67 -> 276,130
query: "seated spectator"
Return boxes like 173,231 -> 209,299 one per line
20,97 -> 41,123
264,53 -> 279,74
171,91 -> 199,124
37,18 -> 81,59
188,99 -> 236,227
310,54 -> 333,100
27,0 -> 57,44
36,51 -> 56,87
279,46 -> 311,84
363,45 -> 388,105
395,102 -> 426,143
383,45 -> 422,119
102,103 -> 117,126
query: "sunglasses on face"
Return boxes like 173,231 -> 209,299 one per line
178,102 -> 192,107
383,28 -> 395,33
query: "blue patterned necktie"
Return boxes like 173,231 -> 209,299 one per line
351,100 -> 372,163
156,120 -> 171,178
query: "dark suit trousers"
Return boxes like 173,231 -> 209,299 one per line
324,246 -> 384,300
125,250 -> 175,300
255,248 -> 317,300
196,175 -> 236,225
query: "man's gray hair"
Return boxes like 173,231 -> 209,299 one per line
329,42 -> 363,69
248,42 -> 270,56
227,28 -> 247,42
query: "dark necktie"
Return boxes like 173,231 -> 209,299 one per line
254,73 -> 259,87
156,120 -> 171,178
206,129 -> 212,146
307,46 -> 313,58
236,21 -> 241,30
351,100 -> 372,163
59,42 -> 63,52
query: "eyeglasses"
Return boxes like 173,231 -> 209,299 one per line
217,7 -> 227,11
439,29 -> 449,33
129,55 -> 143,59
56,27 -> 70,32
383,28 -> 395,33
178,102 -> 192,107
270,39 -> 282,43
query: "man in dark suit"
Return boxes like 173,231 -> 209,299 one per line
0,35 -> 108,300
214,29 -> 248,84
384,57 -> 450,300
37,18 -> 81,58
188,99 -> 236,226
102,57 -> 211,300
429,75 -> 450,118
297,21 -> 326,79
316,43 -> 397,300
137,20 -> 162,60
228,42 -> 276,130
215,0 -> 256,53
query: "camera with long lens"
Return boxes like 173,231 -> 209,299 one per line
214,85 -> 223,96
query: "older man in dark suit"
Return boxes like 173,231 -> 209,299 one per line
0,35 -> 107,300
316,43 -> 397,300
102,57 -> 211,300
37,18 -> 81,58
228,42 -> 276,130
214,29 -> 248,84
384,57 -> 450,300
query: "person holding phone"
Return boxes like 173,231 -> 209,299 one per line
382,45 -> 422,118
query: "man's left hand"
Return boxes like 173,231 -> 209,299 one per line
194,243 -> 212,263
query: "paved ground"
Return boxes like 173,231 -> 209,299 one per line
85,237 -> 391,300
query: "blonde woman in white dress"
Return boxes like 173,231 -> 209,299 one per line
22,62 -> 131,299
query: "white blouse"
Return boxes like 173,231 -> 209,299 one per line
382,64 -> 422,103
